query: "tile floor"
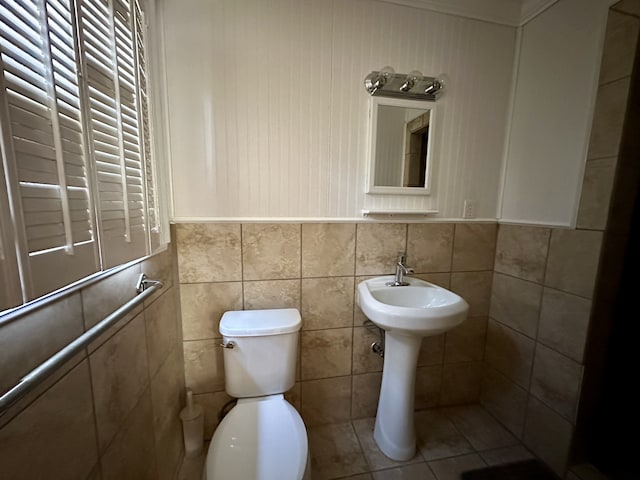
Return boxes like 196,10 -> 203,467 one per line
178,403 -> 540,480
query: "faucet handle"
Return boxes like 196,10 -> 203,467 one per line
397,252 -> 407,263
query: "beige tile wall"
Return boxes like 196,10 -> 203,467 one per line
0,246 -> 185,480
482,223 -> 602,476
175,221 -> 497,434
481,5 -> 639,477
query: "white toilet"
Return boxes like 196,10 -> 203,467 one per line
203,308 -> 311,480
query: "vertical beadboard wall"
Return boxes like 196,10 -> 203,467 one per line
161,0 -> 516,220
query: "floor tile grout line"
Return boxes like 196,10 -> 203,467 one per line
186,403 -> 540,480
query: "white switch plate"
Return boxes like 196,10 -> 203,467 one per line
463,200 -> 477,219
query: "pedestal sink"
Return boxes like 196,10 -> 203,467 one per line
356,275 -> 469,461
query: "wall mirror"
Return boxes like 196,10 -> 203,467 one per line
366,97 -> 436,195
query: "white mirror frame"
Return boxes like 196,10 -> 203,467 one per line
366,96 -> 437,196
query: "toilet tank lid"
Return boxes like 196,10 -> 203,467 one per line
220,308 -> 301,336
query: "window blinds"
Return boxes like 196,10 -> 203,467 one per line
0,0 -> 158,309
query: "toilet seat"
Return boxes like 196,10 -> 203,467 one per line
205,394 -> 309,480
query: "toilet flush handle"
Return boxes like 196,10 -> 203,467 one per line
219,341 -> 235,349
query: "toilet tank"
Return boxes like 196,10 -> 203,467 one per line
219,308 -> 301,398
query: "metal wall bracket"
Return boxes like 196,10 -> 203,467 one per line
136,273 -> 162,293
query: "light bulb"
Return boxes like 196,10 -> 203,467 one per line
436,73 -> 450,91
372,66 -> 395,90
400,70 -> 423,92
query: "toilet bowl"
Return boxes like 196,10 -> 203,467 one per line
203,308 -> 310,480
205,395 -> 309,479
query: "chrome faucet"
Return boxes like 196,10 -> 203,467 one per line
386,253 -> 414,286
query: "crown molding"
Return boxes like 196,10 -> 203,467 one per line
519,0 -> 560,24
377,0 -> 559,26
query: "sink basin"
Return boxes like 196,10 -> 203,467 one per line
357,275 -> 469,336
356,275 -> 469,462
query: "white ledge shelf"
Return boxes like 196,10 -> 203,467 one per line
362,209 -> 439,217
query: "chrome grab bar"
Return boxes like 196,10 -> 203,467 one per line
0,275 -> 163,416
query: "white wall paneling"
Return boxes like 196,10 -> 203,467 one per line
499,0 -> 610,227
162,0 -> 516,221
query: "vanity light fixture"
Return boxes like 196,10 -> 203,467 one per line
364,68 -> 448,101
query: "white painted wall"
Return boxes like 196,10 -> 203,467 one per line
161,0 -> 516,221
499,0 -> 610,227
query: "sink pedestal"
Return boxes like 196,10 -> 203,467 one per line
374,332 -> 422,461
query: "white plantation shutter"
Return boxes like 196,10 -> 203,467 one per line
0,0 -> 98,300
0,0 -> 160,307
133,0 -> 159,252
77,0 -> 146,268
